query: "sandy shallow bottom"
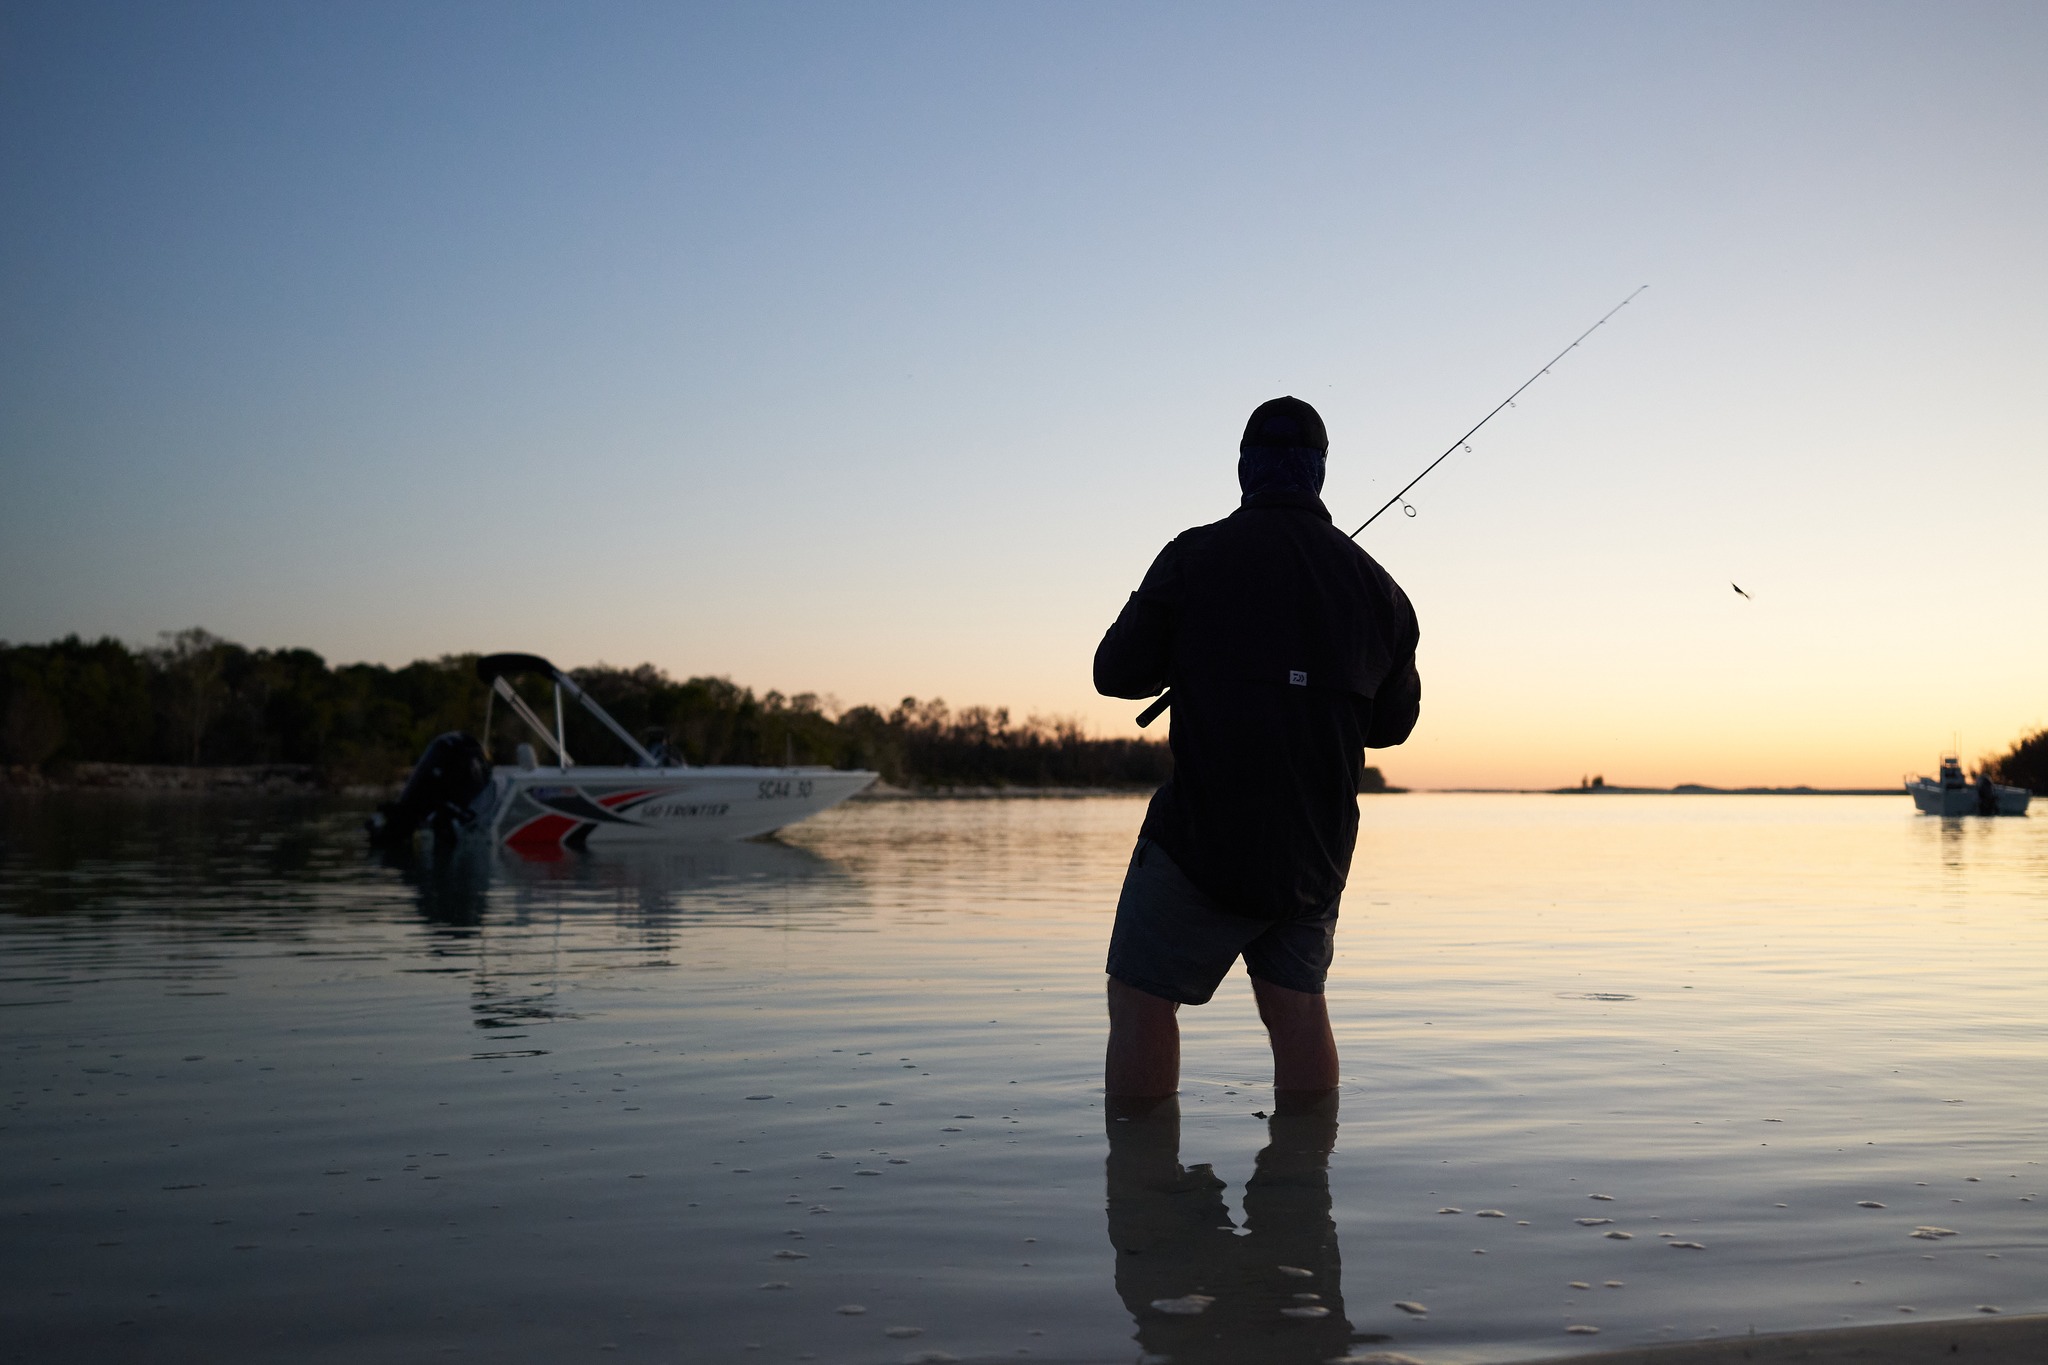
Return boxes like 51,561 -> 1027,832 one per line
2,793 -> 2043,1362
1520,1312 -> 2048,1364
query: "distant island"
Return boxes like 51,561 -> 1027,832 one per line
1541,738 -> 2048,796
1551,780 -> 1899,796
1431,782 -> 1903,795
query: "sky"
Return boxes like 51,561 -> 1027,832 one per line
3,1 -> 2044,789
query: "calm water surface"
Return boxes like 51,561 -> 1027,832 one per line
2,793 -> 2044,1364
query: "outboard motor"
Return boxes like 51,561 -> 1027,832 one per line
1977,773 -> 2000,817
366,732 -> 492,846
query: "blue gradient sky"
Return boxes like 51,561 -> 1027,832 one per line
4,2 -> 2044,787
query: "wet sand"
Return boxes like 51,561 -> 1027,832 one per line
1523,1313 -> 2048,1364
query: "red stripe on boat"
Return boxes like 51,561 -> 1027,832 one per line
598,789 -> 656,809
506,813 -> 579,848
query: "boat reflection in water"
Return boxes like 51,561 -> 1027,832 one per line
391,833 -> 856,926
384,835 -> 860,1036
1107,1094 -> 1383,1365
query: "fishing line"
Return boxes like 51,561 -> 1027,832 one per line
1135,286 -> 1648,729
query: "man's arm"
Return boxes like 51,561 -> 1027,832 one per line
1363,659 -> 1420,748
1093,543 -> 1178,699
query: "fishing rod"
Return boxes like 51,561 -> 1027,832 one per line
1135,285 -> 1648,729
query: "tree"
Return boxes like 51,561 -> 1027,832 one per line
149,628 -> 229,764
1984,728 -> 2048,794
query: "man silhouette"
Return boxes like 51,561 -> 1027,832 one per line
1094,396 -> 1420,1100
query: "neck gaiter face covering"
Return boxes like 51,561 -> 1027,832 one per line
1237,446 -> 1327,497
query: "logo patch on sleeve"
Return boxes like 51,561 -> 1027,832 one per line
1288,670 -> 1308,686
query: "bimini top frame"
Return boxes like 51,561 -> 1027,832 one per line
475,653 -> 660,769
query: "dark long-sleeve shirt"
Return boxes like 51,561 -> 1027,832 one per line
1094,491 -> 1419,921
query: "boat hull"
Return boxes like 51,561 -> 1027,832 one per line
1906,779 -> 2030,816
471,766 -> 877,849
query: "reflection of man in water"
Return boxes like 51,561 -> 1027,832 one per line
1105,1094 -> 1362,1364
1095,397 -> 1421,1099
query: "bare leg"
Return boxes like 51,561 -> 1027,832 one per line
1251,976 -> 1338,1095
1105,977 -> 1181,1098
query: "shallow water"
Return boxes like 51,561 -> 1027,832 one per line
2,792 -> 2044,1364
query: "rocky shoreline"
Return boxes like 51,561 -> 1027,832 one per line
0,766 -> 1161,801
850,780 -> 1154,800
1,763 -> 332,795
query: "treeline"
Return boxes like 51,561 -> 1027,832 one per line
1985,728 -> 2048,794
0,630 -> 1171,790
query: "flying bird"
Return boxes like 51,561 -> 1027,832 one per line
1731,583 -> 1751,599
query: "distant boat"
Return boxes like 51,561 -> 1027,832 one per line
367,653 -> 876,851
1905,754 -> 2029,817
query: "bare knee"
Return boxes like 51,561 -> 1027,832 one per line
1106,976 -> 1181,1099
1251,975 -> 1337,1093
1251,976 -> 1328,1029
1108,976 -> 1180,1025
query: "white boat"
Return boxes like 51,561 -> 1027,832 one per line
368,653 -> 876,850
1905,754 -> 2030,817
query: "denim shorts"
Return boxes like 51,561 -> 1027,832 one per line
1105,838 -> 1339,1005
